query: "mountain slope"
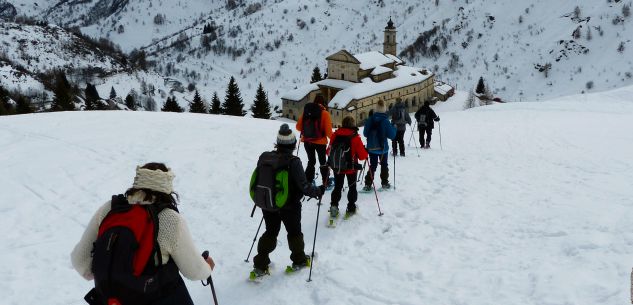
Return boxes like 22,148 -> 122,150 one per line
1,87 -> 632,304
5,0 -> 632,105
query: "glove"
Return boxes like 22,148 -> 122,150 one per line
434,117 -> 440,122
319,185 -> 326,195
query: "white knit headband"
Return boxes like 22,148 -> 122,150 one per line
132,166 -> 175,194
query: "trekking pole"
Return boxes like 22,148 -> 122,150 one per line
438,121 -> 443,151
368,159 -> 384,216
393,153 -> 396,191
307,176 -> 328,282
357,159 -> 367,183
201,251 -> 219,305
244,215 -> 264,263
408,121 -> 417,147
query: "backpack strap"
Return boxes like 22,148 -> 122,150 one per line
146,201 -> 177,267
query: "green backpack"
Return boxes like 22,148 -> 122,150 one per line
250,152 -> 294,211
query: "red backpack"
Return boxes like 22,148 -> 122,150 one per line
85,195 -> 179,305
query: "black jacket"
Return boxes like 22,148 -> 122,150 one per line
277,147 -> 321,208
414,106 -> 439,130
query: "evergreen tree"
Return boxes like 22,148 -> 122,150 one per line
209,91 -> 222,114
109,86 -> 117,99
465,89 -> 478,109
84,83 -> 100,110
475,77 -> 486,94
189,90 -> 207,113
51,72 -> 75,111
250,83 -> 272,119
162,96 -> 184,112
311,66 -> 322,83
15,95 -> 33,114
222,76 -> 246,116
0,85 -> 13,115
125,94 -> 136,110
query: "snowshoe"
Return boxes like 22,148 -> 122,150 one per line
328,206 -> 339,227
379,183 -> 391,191
360,185 -> 372,193
344,209 -> 356,220
285,255 -> 311,273
249,267 -> 270,281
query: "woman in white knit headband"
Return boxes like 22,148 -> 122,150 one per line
71,162 -> 215,305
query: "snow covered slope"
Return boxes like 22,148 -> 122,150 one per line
1,87 -> 632,305
6,0 -> 632,106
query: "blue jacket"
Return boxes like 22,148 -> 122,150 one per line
363,112 -> 397,155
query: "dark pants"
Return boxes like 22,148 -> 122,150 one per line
392,129 -> 406,155
364,153 -> 389,187
419,128 -> 432,147
151,276 -> 193,305
304,142 -> 328,185
330,172 -> 358,210
253,208 -> 306,270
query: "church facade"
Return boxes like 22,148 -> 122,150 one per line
282,19 -> 436,127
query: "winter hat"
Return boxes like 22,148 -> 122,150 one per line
132,166 -> 175,194
277,123 -> 297,146
375,100 -> 387,113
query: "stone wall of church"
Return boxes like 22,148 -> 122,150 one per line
327,61 -> 360,82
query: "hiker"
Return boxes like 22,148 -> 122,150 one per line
71,163 -> 215,305
296,94 -> 333,186
250,124 -> 325,279
388,99 -> 412,156
414,101 -> 440,149
326,116 -> 368,218
363,100 -> 397,191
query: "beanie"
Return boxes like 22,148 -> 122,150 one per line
277,124 -> 297,146
375,100 -> 387,113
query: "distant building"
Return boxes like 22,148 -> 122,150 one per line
281,18 -> 436,127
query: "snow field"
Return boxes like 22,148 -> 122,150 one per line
1,87 -> 633,304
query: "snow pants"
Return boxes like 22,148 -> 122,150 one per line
330,172 -> 358,209
253,208 -> 307,270
304,142 -> 329,185
392,129 -> 406,155
419,128 -> 433,147
364,153 -> 389,187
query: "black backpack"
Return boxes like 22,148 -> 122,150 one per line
85,195 -> 179,305
327,133 -> 355,173
392,108 -> 405,125
301,103 -> 323,141
250,152 -> 296,212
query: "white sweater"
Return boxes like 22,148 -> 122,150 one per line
71,199 -> 212,281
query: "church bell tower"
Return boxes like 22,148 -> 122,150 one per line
383,17 -> 397,56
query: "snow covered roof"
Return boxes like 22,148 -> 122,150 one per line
281,83 -> 320,101
435,83 -> 453,95
371,66 -> 393,75
353,51 -> 395,70
317,79 -> 356,89
329,65 -> 433,109
384,54 -> 403,64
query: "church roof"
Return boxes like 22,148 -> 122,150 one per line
353,51 -> 395,70
328,65 -> 432,109
385,18 -> 395,30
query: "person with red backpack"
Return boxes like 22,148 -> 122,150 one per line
71,163 -> 215,305
326,116 -> 368,218
296,94 -> 333,186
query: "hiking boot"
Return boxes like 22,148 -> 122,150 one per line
249,267 -> 270,280
346,204 -> 357,214
291,255 -> 311,270
329,206 -> 339,218
381,182 -> 391,189
362,185 -> 372,192
425,142 -> 430,149
400,152 -> 405,157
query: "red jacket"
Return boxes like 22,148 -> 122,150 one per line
296,104 -> 333,145
327,127 -> 368,174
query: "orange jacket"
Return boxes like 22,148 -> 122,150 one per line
296,104 -> 333,145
